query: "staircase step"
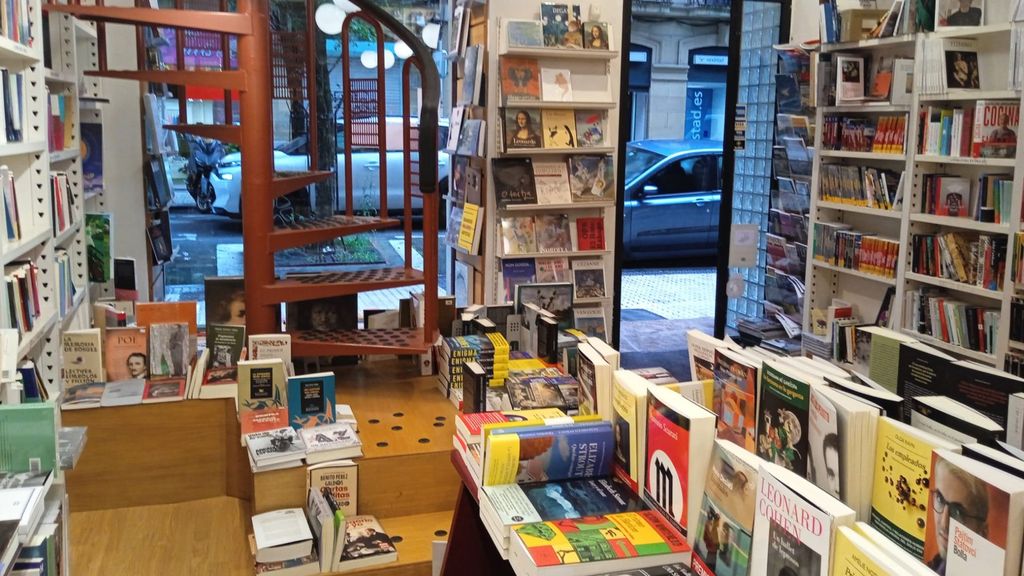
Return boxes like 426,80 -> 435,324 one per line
291,327 -> 431,356
261,268 -> 424,304
44,4 -> 253,34
272,170 -> 334,199
85,69 -> 246,91
269,215 -> 400,252
164,123 -> 241,145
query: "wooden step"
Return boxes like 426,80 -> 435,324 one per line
272,170 -> 335,200
260,268 -> 424,304
291,327 -> 432,357
164,123 -> 241,145
340,510 -> 452,576
269,215 -> 400,253
44,4 -> 253,35
85,69 -> 247,91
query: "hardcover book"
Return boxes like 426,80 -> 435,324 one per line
540,68 -> 573,102
541,109 -> 577,148
148,322 -> 190,379
532,160 -> 572,205
534,214 -> 572,253
535,257 -> 570,283
575,111 -> 607,147
308,460 -> 358,517
61,329 -> 104,388
572,259 -> 605,300
569,155 -> 615,202
287,372 -> 336,429
540,3 -> 571,47
515,282 -> 574,329
506,20 -> 544,48
575,217 -> 605,251
492,158 -> 538,207
483,421 -> 614,485
102,326 -> 147,382
583,21 -> 609,50
500,57 -> 540,103
205,323 -> 246,384
501,216 -> 538,255
504,108 -> 543,149
944,39 -> 981,90
501,258 -> 537,303
574,307 -> 607,340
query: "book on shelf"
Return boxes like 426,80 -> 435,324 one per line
832,525 -> 923,576
457,202 -> 484,254
540,3 -> 581,48
571,259 -> 605,300
541,109 -> 577,149
568,156 -> 615,202
540,67 -> 573,102
5,261 -> 42,336
493,158 -> 538,207
246,427 -> 306,472
286,371 -> 335,429
504,108 -> 544,149
456,118 -> 486,156
610,369 -> 651,492
446,106 -> 464,152
971,100 -> 1019,159
0,70 -> 24,144
307,459 -> 357,517
903,289 -> 999,354
819,164 -> 901,209
835,55 -> 866,103
1,166 -> 18,242
516,282 -> 574,329
502,258 -> 537,302
500,57 -> 541,103
935,0 -> 984,28
573,306 -> 607,340
501,216 -> 538,255
0,402 -> 57,473
534,214 -> 572,253
575,110 -> 607,147
135,301 -> 198,335
305,488 -> 340,573
49,172 -> 73,236
506,19 -> 544,48
336,515 -> 397,572
909,232 -> 1007,290
822,113 -> 907,154
148,322 -> 190,380
461,44 -> 485,106
812,222 -> 899,278
576,341 -> 611,417
532,160 -> 572,204
536,256 -> 570,283
575,217 -> 605,251
690,439 -> 760,576
142,377 -> 186,404
507,510 -> 691,576
686,329 -> 732,382
962,442 -> 1024,477
445,205 -> 463,249
944,38 -> 982,91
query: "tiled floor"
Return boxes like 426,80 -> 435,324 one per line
620,267 -> 716,320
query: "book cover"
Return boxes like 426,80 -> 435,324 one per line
308,461 -> 358,517
573,218 -> 605,252
808,388 -> 841,500
542,109 -> 577,149
541,3 -> 570,47
569,155 -> 615,202
483,476 -> 645,527
300,422 -> 361,457
81,121 -> 103,193
148,323 -> 190,379
944,39 -> 981,90
204,276 -> 245,327
971,101 -> 1018,158
238,358 -> 288,417
509,510 -> 690,568
84,212 -> 112,283
205,323 -> 246,384
612,370 -> 648,491
287,295 -> 357,332
506,20 -> 544,48
691,440 -> 758,576
501,216 -> 537,255
0,402 -> 57,473
535,257 -> 570,283
712,349 -> 758,453
248,334 -> 293,376
515,282 -> 574,329
501,258 -> 537,303
61,329 -> 104,387
574,307 -> 607,340
575,111 -> 606,147
504,108 -> 543,149
246,427 -> 306,466
287,372 -> 336,429
500,57 -> 540,103
870,418 -> 957,558
461,44 -> 483,106
935,176 -> 971,217
492,158 -> 537,207
923,449 -> 1024,576
572,259 -> 605,300
484,421 -> 614,485
540,68 -> 573,102
102,326 -> 147,382
141,378 -> 185,403
446,106 -> 464,152
135,301 -> 198,335
456,118 -> 484,156
504,376 -> 569,412
755,362 -> 811,476
935,0 -> 984,28
340,515 -> 396,564
62,381 -> 104,409
583,21 -> 609,50
457,202 -> 483,254
532,160 -> 572,205
534,214 -> 572,253
836,55 -> 865,103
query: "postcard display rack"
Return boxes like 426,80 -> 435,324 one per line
803,2 -> 1024,368
468,0 -> 623,343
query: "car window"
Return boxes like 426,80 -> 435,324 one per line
645,154 -> 720,195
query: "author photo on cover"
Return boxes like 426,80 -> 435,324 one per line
927,456 -> 989,575
940,0 -> 982,26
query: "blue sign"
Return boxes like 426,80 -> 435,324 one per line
685,87 -> 714,140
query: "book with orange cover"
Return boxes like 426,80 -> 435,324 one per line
135,301 -> 198,335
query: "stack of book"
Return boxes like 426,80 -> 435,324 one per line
436,334 -> 510,404
910,232 -> 1007,290
919,173 -> 1013,223
4,260 -> 41,336
919,101 -> 1020,159
812,222 -> 900,278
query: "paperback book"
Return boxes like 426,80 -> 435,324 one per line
575,110 -> 607,147
541,109 -> 577,148
534,214 -> 572,253
103,326 -> 147,382
532,160 -> 572,204
493,158 -> 538,207
505,108 -> 544,149
500,57 -> 541,102
540,68 -> 573,102
691,439 -> 760,576
569,156 -> 614,202
205,323 -> 246,384
148,323 -> 190,379
287,372 -> 336,429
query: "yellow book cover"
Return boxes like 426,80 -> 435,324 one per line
482,417 -> 609,485
508,358 -> 548,372
541,109 -> 578,149
611,370 -> 647,492
457,202 -> 481,252
834,526 -> 898,576
870,417 -> 956,559
480,412 -> 599,446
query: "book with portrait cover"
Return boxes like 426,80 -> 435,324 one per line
541,109 -> 577,149
569,155 -> 615,202
504,108 -> 543,150
287,372 -> 336,430
204,276 -> 245,327
644,385 -> 717,542
103,326 -> 147,382
870,417 -> 958,558
575,110 -> 607,147
935,0 -> 984,28
972,101 -> 1019,158
148,322 -> 190,379
500,57 -> 540,103
492,158 -> 537,207
205,323 -> 245,384
750,462 -> 856,576
534,214 -> 572,253
944,39 -> 981,91
531,160 -> 572,205
690,439 -> 760,576
337,515 -> 397,571
922,449 -> 1024,576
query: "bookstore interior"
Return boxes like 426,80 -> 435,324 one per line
7,0 -> 1024,575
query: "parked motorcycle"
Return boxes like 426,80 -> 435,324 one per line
185,136 -> 225,213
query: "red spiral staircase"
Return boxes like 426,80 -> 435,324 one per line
46,0 -> 441,357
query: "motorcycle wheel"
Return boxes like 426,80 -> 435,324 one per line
196,180 -> 215,213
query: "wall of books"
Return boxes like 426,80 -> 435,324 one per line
804,0 -> 1024,371
444,0 -> 622,344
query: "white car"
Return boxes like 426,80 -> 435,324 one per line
211,122 -> 449,219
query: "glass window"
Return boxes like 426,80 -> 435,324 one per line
647,155 -> 719,195
624,146 -> 663,181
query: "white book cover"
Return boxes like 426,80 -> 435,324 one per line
531,161 -> 572,205
836,55 -> 865,103
540,68 -> 573,102
246,427 -> 306,466
300,423 -> 362,456
100,379 -> 145,407
252,508 -> 314,552
248,334 -> 293,378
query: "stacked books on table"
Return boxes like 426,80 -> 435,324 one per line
245,422 -> 362,473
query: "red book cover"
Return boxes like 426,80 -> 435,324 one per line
575,217 -> 605,251
644,392 -> 690,534
27,263 -> 39,316
241,407 -> 289,437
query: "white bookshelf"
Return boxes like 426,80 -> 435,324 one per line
804,1 -> 1024,367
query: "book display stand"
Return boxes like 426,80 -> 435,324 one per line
805,1 -> 1024,369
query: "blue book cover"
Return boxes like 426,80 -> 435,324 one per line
489,421 -> 614,483
502,258 -> 537,303
286,372 -> 336,430
17,362 -> 41,402
81,122 -> 104,193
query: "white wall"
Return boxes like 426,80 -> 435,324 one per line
790,0 -> 820,43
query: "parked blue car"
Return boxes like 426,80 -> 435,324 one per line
623,139 -> 723,260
